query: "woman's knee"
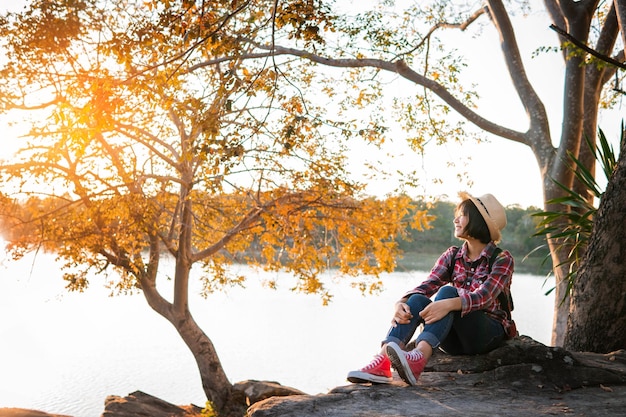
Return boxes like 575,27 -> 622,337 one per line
406,293 -> 430,313
435,285 -> 459,300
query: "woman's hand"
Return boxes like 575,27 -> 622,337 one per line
391,301 -> 413,327
419,298 -> 461,324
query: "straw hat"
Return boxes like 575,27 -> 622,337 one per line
459,192 -> 507,243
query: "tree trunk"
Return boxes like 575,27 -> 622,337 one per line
544,1 -> 598,346
171,309 -> 234,410
564,129 -> 626,352
544,187 -> 573,347
138,244 -> 234,412
142,287 -> 234,411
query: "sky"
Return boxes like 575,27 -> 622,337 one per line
1,1 -> 624,209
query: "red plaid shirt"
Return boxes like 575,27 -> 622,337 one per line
403,242 -> 515,335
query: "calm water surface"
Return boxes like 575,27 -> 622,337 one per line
0,251 -> 554,417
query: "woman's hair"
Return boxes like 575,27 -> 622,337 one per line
456,199 -> 492,243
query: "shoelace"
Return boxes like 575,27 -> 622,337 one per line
405,349 -> 423,362
363,354 -> 387,370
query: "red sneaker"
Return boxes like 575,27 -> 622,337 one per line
386,342 -> 426,386
347,353 -> 393,384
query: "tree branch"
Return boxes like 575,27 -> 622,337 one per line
617,0 -> 626,56
392,60 -> 527,144
247,44 -> 528,144
486,0 -> 553,167
550,24 -> 626,70
398,6 -> 488,59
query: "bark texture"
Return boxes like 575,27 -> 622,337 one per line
564,132 -> 626,352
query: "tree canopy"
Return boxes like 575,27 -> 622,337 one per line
0,0 -> 431,412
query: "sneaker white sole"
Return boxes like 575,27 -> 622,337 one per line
386,342 -> 418,386
347,370 -> 392,384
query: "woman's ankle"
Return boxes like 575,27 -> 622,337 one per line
416,341 -> 433,360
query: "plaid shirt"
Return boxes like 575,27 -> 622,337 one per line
404,242 -> 515,335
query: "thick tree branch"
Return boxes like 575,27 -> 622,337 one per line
617,0 -> 626,54
544,0 -> 568,60
0,96 -> 62,111
192,204 -> 264,262
544,0 -> 566,34
392,61 -> 527,144
138,234 -> 175,322
486,0 -> 552,165
248,44 -> 527,144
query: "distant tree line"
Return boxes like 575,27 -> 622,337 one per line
396,200 -> 551,275
0,195 -> 550,277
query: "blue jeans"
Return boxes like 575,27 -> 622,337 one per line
383,286 -> 505,355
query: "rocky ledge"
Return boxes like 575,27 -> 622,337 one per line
247,336 -> 626,417
2,336 -> 625,417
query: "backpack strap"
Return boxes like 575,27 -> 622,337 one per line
488,247 -> 503,270
490,248 -> 513,320
446,246 -> 460,279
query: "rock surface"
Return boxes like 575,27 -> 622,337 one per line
3,337 -> 625,417
101,391 -> 203,417
247,336 -> 626,417
98,381 -> 306,417
233,380 -> 307,406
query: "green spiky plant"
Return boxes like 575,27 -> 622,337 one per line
533,125 -> 621,299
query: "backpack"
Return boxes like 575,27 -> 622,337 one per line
447,246 -> 513,320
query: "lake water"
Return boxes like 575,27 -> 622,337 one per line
0,250 -> 554,417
